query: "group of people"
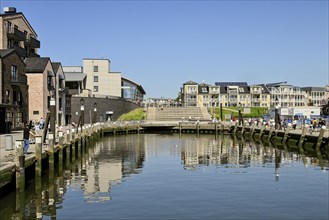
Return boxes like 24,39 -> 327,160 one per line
23,117 -> 45,154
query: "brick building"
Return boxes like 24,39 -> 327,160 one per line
0,49 -> 28,133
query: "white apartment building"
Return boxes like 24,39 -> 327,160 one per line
265,82 -> 306,107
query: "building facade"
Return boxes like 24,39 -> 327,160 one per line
0,7 -> 40,58
83,58 -> 121,97
0,49 -> 28,133
25,57 -> 55,122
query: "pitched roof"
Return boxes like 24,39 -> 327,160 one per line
0,11 -> 38,36
0,49 -> 15,58
51,62 -> 61,73
183,80 -> 198,85
25,57 -> 50,73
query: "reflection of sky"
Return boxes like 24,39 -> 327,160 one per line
64,133 -> 328,204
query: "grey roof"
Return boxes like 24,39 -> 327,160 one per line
215,82 -> 248,86
265,82 -> 291,87
51,62 -> 61,73
25,57 -> 51,73
183,80 -> 198,85
0,49 -> 15,58
198,83 -> 211,87
301,87 -> 325,91
64,72 -> 87,82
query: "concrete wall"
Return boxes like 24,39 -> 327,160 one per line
70,96 -> 141,124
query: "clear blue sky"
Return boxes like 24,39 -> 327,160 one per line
2,0 -> 328,98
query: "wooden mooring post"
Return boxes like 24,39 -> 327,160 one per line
35,135 -> 43,219
298,125 -> 309,148
15,140 -> 25,193
315,126 -> 327,151
282,124 -> 292,144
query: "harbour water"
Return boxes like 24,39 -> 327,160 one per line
0,134 -> 328,220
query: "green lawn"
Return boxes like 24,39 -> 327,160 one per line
118,108 -> 145,121
210,106 -> 268,119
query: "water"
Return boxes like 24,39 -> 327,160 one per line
0,134 -> 328,220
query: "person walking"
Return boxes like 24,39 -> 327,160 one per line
23,124 -> 35,154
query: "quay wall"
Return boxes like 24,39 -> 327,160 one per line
70,97 -> 140,124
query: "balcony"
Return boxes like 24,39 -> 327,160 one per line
8,27 -> 26,41
26,36 -> 40,48
28,51 -> 40,57
11,75 -> 27,85
14,45 -> 27,57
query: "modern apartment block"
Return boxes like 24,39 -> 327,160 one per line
181,80 -> 328,108
82,58 -> 145,102
0,7 -> 40,58
83,58 -> 121,97
265,82 -> 307,107
301,87 -> 328,107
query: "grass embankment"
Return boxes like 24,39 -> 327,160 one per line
210,107 -> 268,119
118,108 -> 145,121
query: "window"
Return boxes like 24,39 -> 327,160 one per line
11,65 -> 17,81
94,76 -> 98,82
7,21 -> 11,32
93,66 -> 98,72
33,111 -> 39,115
94,86 -> 98,92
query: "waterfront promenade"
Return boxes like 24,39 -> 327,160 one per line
1,120 -> 328,169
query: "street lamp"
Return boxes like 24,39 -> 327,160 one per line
93,102 -> 97,124
238,102 -> 243,126
275,97 -> 281,129
80,98 -> 84,128
49,87 -> 56,134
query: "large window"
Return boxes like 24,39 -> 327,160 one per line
11,65 -> 17,82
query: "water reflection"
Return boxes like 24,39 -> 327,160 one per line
0,134 -> 328,220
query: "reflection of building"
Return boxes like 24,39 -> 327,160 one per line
82,136 -> 145,202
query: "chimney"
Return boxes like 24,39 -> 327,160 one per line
3,7 -> 17,14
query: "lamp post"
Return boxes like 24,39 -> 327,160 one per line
49,87 -> 56,134
275,97 -> 281,129
93,102 -> 97,124
238,102 -> 243,126
80,98 -> 84,128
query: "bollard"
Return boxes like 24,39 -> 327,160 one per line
5,134 -> 13,150
35,136 -> 42,177
72,128 -> 75,143
15,140 -> 25,192
66,129 -> 71,144
59,131 -> 63,146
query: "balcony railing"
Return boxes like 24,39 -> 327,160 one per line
26,36 -> 40,48
8,27 -> 26,41
11,75 -> 27,84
